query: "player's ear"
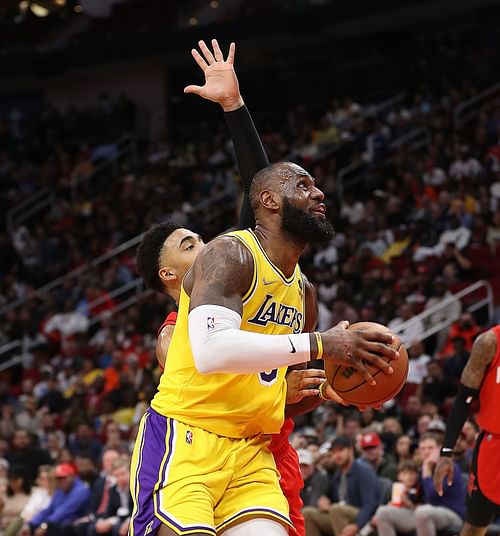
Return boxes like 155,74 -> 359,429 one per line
260,189 -> 280,211
159,267 -> 177,284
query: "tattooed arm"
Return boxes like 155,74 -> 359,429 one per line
186,236 -> 396,376
434,330 -> 495,495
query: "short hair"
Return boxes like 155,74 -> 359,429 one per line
397,460 -> 419,474
111,458 -> 130,472
419,431 -> 442,446
136,222 -> 183,293
249,162 -> 305,210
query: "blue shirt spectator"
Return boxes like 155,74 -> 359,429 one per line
30,464 -> 90,530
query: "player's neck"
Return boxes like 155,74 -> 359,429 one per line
253,225 -> 303,277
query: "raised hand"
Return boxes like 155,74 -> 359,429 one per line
321,321 -> 398,386
184,39 -> 244,112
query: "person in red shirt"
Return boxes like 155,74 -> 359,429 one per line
138,40 -> 343,536
434,326 -> 500,535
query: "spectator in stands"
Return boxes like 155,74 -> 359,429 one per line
413,433 -> 465,536
449,145 -> 483,181
298,449 -> 330,508
406,341 -> 432,387
442,336 -> 470,384
0,466 -> 31,532
6,431 -> 52,484
303,436 -> 380,536
400,396 -> 423,436
388,302 -> 424,347
68,424 -> 102,463
70,448 -> 120,535
486,209 -> 500,253
27,463 -> 90,536
8,465 -> 52,536
86,458 -> 131,536
423,276 -> 462,352
372,460 -> 422,536
420,360 -> 457,409
15,396 -> 41,435
342,413 -> 362,443
394,435 -> 414,464
38,375 -> 67,415
359,433 -> 398,481
439,312 -> 482,358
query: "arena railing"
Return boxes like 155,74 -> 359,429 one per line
5,134 -> 137,238
453,79 -> 500,129
0,279 -> 493,373
391,280 -> 494,343
6,187 -> 55,236
0,181 -> 239,319
335,126 -> 431,201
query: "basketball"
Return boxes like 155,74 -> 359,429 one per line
325,322 -> 409,407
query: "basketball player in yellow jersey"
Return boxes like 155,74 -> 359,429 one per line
129,159 -> 399,536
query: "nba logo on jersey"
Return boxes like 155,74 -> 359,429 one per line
186,430 -> 193,444
207,317 -> 215,330
496,366 -> 500,383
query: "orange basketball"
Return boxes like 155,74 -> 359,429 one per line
325,321 -> 409,407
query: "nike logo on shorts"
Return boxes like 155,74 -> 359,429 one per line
288,337 -> 296,353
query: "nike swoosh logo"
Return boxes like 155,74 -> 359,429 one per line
288,337 -> 296,353
263,278 -> 276,285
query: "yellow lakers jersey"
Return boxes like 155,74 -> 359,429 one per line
151,229 -> 305,438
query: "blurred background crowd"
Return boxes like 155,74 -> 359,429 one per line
1,0 -> 500,534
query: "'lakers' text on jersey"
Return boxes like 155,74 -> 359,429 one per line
151,229 -> 305,438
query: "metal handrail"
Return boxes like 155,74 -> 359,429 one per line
391,280 -> 493,343
0,181 -> 239,318
335,127 -> 431,201
0,233 -> 144,317
453,80 -> 500,129
6,188 -> 54,235
5,134 -> 137,238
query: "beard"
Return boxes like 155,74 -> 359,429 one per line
281,199 -> 335,243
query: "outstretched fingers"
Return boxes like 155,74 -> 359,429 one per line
198,40 -> 216,64
191,48 -> 208,71
227,42 -> 236,64
211,39 -> 224,61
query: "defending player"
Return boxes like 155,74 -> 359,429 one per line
146,39 -> 334,536
434,327 -> 500,536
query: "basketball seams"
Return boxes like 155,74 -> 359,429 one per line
329,335 -> 408,405
332,343 -> 403,394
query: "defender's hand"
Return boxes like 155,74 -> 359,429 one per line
321,322 -> 398,386
184,39 -> 244,112
286,368 -> 326,404
433,457 -> 455,496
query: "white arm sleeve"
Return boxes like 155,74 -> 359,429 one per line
188,304 -> 311,374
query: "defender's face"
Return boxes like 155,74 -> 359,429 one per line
161,228 -> 205,281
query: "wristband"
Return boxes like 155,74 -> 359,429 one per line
319,381 -> 329,401
440,447 -> 454,458
314,332 -> 324,360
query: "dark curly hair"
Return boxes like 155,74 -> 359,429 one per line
136,222 -> 183,293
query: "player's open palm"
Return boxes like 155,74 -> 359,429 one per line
184,39 -> 242,111
433,457 -> 455,496
321,321 -> 398,385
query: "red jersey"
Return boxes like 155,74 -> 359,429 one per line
158,311 -> 178,336
477,326 -> 500,434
